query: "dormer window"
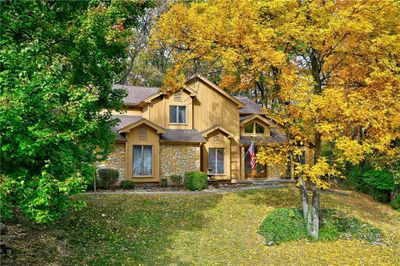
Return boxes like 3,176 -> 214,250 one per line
244,122 -> 265,135
255,123 -> 264,134
244,123 -> 254,133
169,105 -> 186,124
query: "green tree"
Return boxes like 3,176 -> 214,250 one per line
0,0 -> 153,223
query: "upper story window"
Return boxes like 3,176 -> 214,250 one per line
244,122 -> 265,135
169,105 -> 186,124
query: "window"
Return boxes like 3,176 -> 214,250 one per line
255,123 -> 265,134
208,148 -> 224,174
132,145 -> 152,176
244,122 -> 265,134
169,105 -> 186,124
244,123 -> 254,133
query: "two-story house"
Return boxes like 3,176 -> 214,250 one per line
99,75 -> 313,184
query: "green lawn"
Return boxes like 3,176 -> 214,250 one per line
3,188 -> 400,265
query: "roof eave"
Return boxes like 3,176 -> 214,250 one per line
186,74 -> 245,108
118,119 -> 166,134
159,139 -> 206,144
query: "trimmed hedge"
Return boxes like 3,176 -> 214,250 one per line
97,168 -> 119,189
121,180 -> 135,189
184,171 -> 208,191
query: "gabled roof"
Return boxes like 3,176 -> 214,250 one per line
114,84 -> 198,107
113,85 -> 160,106
113,115 -> 165,134
186,74 -> 245,108
201,125 -> 235,139
240,114 -> 276,127
160,129 -> 206,143
235,96 -> 264,114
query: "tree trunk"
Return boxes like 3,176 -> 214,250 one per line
309,185 -> 320,239
298,174 -> 320,239
298,176 -> 310,233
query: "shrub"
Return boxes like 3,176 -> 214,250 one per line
390,197 -> 400,210
344,165 -> 397,203
160,178 -> 168,187
319,209 -> 381,242
259,208 -> 307,244
170,175 -> 183,186
121,180 -> 135,190
258,208 -> 382,245
184,171 -> 208,191
96,168 -> 119,189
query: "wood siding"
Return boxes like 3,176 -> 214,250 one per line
188,79 -> 241,180
143,90 -> 194,129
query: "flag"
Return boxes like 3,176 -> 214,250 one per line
248,142 -> 256,170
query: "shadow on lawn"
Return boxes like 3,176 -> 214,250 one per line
3,193 -> 223,266
236,187 -> 301,209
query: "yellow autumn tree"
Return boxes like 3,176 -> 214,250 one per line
153,0 -> 400,238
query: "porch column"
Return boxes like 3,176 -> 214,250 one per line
240,146 -> 245,179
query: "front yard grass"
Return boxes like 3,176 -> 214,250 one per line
2,188 -> 400,265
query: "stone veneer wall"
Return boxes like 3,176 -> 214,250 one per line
96,143 -> 126,182
160,144 -> 201,178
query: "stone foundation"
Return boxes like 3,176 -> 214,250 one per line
97,143 -> 126,182
160,144 -> 201,178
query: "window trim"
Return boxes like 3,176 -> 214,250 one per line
132,145 -> 153,177
243,122 -> 266,135
208,148 -> 225,175
169,105 -> 187,125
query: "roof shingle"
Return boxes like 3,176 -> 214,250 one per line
235,96 -> 264,114
112,115 -> 143,132
240,128 -> 288,145
160,129 -> 206,143
113,84 -> 160,106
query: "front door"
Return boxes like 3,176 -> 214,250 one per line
244,146 -> 267,178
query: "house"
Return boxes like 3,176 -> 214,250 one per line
98,75 -> 314,184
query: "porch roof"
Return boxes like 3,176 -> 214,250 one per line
160,129 -> 206,143
240,128 -> 289,145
